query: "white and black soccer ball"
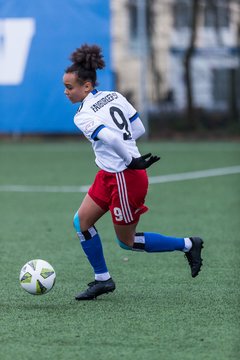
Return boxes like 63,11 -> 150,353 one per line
19,259 -> 56,295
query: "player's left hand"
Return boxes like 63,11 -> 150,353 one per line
127,153 -> 160,169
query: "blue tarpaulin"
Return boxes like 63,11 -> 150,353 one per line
0,0 -> 112,134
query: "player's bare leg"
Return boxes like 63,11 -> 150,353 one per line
77,194 -> 106,231
114,222 -> 138,247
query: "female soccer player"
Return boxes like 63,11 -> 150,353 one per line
63,44 -> 204,300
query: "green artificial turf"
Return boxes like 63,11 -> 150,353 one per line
0,140 -> 239,360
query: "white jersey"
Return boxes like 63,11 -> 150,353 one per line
74,90 -> 142,172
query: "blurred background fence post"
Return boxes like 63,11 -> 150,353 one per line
137,0 -> 149,138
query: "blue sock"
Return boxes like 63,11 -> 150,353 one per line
133,232 -> 185,252
80,231 -> 109,275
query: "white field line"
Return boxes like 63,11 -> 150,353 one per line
0,165 -> 240,193
149,165 -> 240,184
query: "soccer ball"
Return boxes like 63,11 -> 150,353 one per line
19,259 -> 56,295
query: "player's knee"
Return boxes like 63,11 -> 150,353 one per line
116,238 -> 132,250
73,211 -> 91,232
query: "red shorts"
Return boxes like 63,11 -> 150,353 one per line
88,169 -> 149,225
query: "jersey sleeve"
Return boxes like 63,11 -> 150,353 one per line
131,116 -> 145,139
117,92 -> 139,123
74,111 -> 105,141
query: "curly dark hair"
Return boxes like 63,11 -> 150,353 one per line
65,44 -> 105,86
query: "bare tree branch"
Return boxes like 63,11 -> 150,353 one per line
183,0 -> 201,128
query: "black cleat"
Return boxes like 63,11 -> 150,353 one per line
75,278 -> 116,300
185,237 -> 204,278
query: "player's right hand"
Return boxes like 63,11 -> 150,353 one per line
127,153 -> 160,169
